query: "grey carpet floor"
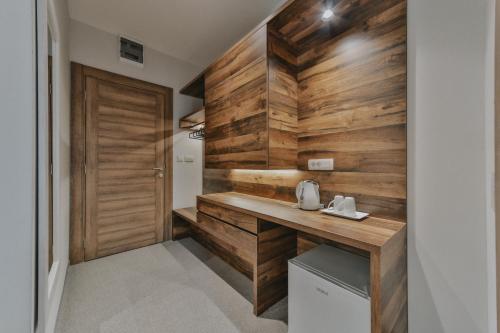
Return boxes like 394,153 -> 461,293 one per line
55,238 -> 288,333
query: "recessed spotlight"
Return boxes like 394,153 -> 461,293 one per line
322,9 -> 334,21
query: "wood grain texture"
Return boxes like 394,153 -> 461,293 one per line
179,108 -> 205,129
204,169 -> 406,221
297,231 -> 369,258
172,207 -> 196,240
179,71 -> 204,99
198,192 -> 404,252
205,57 -> 269,169
254,222 -> 297,315
195,192 -> 406,325
205,26 -> 267,91
204,0 -> 407,222
198,200 -> 257,234
164,89 -> 174,240
172,208 -> 256,278
84,77 -> 165,260
194,212 -> 257,279
371,227 -> 407,333
196,212 -> 257,264
190,223 -> 254,279
267,29 -> 298,169
70,63 -> 173,264
70,63 -> 85,264
204,25 -> 299,170
293,0 -> 407,223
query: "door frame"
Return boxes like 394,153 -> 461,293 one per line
70,63 -> 173,264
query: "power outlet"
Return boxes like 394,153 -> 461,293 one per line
184,155 -> 194,163
308,158 -> 334,171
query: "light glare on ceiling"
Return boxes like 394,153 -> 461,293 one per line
322,9 -> 334,21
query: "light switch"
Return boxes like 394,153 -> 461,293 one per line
308,158 -> 334,171
176,154 -> 184,162
184,155 -> 194,163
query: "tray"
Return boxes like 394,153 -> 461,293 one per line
320,208 -> 369,221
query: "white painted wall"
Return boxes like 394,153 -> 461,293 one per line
69,20 -> 203,209
407,0 -> 496,332
0,0 -> 36,332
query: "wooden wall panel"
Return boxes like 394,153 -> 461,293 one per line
267,30 -> 298,169
204,0 -> 407,223
205,58 -> 269,169
204,169 -> 406,221
205,26 -> 267,91
299,0 -> 407,221
254,222 -> 297,315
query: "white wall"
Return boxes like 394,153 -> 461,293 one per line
0,0 -> 37,332
407,0 -> 496,332
69,20 -> 203,209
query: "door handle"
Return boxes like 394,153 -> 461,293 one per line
153,167 -> 164,178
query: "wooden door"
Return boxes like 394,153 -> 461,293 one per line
84,76 -> 166,260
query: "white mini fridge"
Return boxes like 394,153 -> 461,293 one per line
288,245 -> 371,333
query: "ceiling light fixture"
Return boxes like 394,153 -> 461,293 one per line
322,9 -> 334,21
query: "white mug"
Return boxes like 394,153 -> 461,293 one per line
343,197 -> 356,216
328,195 -> 345,211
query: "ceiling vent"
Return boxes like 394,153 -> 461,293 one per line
120,37 -> 144,66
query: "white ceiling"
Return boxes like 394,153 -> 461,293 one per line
68,0 -> 283,68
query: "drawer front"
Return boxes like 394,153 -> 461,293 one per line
195,212 -> 256,264
198,201 -> 258,234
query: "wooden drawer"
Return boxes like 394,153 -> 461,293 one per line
195,212 -> 257,264
198,200 -> 258,234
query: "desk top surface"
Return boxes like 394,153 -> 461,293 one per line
198,192 -> 406,252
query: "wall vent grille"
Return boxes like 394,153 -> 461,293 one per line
120,37 -> 144,65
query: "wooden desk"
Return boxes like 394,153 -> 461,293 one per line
174,192 -> 407,333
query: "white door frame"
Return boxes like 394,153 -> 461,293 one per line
44,1 -> 69,332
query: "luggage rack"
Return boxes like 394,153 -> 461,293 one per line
179,107 -> 205,140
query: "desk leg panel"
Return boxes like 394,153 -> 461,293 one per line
253,222 -> 297,315
371,228 -> 407,333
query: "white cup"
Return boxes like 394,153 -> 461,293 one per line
328,195 -> 345,211
343,197 -> 356,216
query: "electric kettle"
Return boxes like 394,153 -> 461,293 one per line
296,180 -> 321,211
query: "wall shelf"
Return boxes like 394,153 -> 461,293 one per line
180,72 -> 205,99
179,107 -> 205,130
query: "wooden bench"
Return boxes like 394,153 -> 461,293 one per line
172,205 -> 296,316
172,207 -> 197,240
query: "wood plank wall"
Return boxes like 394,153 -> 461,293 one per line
205,26 -> 269,169
204,0 -> 407,222
267,29 -> 299,169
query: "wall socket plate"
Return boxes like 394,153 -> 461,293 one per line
308,158 -> 334,171
184,155 -> 194,163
